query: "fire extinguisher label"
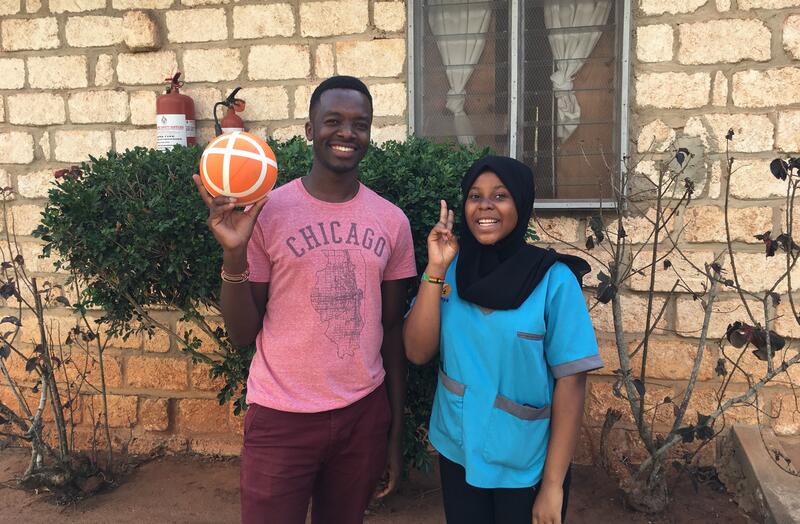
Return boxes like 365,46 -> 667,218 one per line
186,119 -> 196,139
156,113 -> 187,151
221,127 -> 245,134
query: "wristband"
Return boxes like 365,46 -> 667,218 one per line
221,266 -> 250,284
421,272 -> 445,285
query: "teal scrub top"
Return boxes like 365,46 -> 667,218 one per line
428,259 -> 602,488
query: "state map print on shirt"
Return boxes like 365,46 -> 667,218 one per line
310,249 -> 366,358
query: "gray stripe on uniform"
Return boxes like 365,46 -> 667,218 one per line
439,369 -> 465,396
551,355 -> 604,379
493,395 -> 551,420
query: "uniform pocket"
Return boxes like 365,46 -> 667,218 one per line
481,395 -> 550,471
516,331 -> 544,341
431,369 -> 465,447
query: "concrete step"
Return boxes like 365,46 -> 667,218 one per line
730,425 -> 800,524
777,435 -> 800,475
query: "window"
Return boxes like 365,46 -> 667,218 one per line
409,0 -> 630,206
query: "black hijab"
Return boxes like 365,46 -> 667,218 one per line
455,156 -> 590,310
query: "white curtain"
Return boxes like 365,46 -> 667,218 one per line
544,0 -> 612,142
428,0 -> 492,145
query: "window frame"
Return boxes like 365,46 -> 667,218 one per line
406,0 -> 632,209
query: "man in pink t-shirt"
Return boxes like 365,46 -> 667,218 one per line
194,76 -> 416,524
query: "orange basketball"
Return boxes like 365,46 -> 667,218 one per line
199,131 -> 278,205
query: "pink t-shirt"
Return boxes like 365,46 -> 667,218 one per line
245,178 -> 417,412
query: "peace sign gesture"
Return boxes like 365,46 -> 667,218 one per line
427,200 -> 459,274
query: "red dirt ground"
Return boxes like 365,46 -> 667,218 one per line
0,448 -> 752,523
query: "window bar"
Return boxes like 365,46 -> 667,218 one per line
509,0 -> 520,158
407,0 -> 417,136
619,0 -> 632,186
551,43 -> 557,198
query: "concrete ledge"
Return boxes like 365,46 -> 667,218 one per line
731,425 -> 800,524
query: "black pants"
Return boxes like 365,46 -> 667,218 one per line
439,455 -> 572,524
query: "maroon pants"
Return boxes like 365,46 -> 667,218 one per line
240,383 -> 391,524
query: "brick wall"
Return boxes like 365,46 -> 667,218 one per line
544,0 -> 800,464
2,0 -> 798,460
0,0 -> 406,456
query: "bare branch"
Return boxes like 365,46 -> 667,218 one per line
671,264 -> 720,432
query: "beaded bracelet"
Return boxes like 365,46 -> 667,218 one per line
421,272 -> 445,285
221,266 -> 250,284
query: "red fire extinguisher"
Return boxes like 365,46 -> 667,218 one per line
156,72 -> 196,150
213,87 -> 245,136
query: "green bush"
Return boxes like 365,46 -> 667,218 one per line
37,146 -> 214,327
35,136 -> 488,472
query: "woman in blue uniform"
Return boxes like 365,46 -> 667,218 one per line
403,156 -> 602,524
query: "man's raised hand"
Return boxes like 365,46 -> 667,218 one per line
193,174 -> 268,254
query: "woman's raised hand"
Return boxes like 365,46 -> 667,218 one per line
193,174 -> 268,254
427,200 -> 458,274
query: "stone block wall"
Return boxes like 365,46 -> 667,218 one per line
537,0 -> 800,464
1,0 -> 798,461
0,0 -> 406,456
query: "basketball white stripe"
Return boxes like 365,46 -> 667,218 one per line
203,147 -> 277,167
223,133 -> 236,194
201,144 -> 226,195
227,132 -> 269,198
